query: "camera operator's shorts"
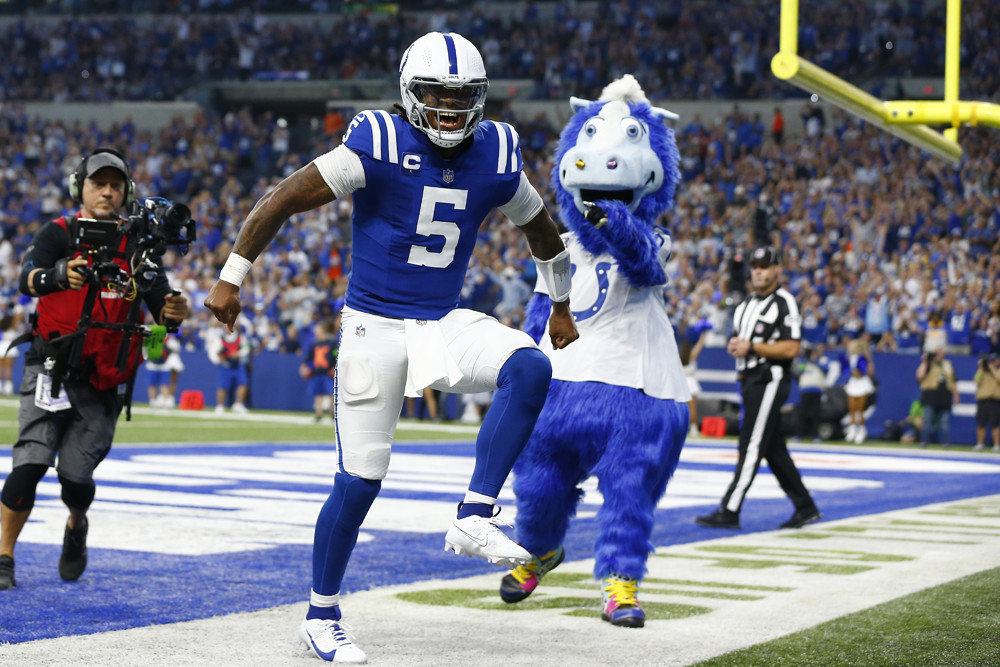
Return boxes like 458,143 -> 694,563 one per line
976,398 -> 1000,428
11,365 -> 124,484
335,307 -> 536,480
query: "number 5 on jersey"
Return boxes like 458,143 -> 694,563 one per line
407,186 -> 466,269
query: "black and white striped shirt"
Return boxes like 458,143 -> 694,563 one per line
732,287 -> 801,376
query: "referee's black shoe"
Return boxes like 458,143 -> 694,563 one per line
779,506 -> 822,529
696,508 -> 740,529
59,519 -> 88,581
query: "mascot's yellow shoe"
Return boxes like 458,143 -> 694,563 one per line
601,575 -> 645,628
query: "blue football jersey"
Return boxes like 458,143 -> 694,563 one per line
341,110 -> 523,319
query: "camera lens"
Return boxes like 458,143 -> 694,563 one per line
163,203 -> 191,231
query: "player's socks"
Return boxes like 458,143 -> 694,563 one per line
469,348 -> 552,498
456,501 -> 493,519
312,472 -> 381,595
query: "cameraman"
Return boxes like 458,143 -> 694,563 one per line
974,354 -> 1000,452
0,148 -> 190,590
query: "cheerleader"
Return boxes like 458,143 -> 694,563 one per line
845,338 -> 875,444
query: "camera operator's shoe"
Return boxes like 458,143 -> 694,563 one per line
500,546 -> 565,603
601,575 -> 645,628
232,403 -> 248,414
299,617 -> 367,663
214,405 -> 226,414
974,443 -> 985,452
0,555 -> 15,589
696,507 -> 740,529
445,509 -> 530,568
59,519 -> 88,581
780,506 -> 822,529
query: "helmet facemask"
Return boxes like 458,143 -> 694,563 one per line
403,77 -> 488,148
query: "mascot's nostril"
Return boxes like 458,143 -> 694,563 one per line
646,171 -> 655,185
607,159 -> 618,170
575,159 -> 586,169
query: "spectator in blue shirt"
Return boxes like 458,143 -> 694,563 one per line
946,301 -> 973,355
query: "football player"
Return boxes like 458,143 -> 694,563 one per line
204,31 -> 578,663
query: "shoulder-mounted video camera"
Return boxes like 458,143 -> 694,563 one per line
72,197 -> 197,296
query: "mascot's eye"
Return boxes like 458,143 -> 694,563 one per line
584,121 -> 598,137
622,119 -> 643,140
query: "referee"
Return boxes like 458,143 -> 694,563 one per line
696,246 -> 822,530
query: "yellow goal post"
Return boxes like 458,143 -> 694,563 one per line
771,0 -> 1000,165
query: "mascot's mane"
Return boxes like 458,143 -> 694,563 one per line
551,76 -> 681,255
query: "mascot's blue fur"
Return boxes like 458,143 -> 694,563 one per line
512,75 -> 689,586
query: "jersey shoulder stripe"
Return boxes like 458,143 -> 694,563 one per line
483,120 -> 522,175
343,110 -> 399,164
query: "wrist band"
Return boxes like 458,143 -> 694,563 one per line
219,253 -> 252,287
533,248 -> 572,303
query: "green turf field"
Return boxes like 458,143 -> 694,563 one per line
696,566 -> 1000,667
0,402 -> 478,446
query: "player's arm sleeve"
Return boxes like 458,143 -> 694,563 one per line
498,172 -> 545,227
19,222 -> 70,294
312,144 -> 366,198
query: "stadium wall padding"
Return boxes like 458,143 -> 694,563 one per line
6,349 -> 982,443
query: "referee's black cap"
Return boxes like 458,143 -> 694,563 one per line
749,245 -> 781,267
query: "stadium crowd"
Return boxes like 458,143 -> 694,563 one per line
2,0 -> 999,103
1,1 -> 998,401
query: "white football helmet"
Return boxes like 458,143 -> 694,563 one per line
399,32 -> 489,148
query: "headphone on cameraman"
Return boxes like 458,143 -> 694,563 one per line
68,147 -> 136,209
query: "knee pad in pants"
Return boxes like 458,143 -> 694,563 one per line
59,474 -> 96,511
1,463 -> 48,511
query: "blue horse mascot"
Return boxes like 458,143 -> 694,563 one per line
500,75 -> 690,628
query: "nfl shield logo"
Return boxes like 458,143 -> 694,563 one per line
443,169 -> 454,184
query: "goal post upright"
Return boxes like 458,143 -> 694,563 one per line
770,0 -> 981,165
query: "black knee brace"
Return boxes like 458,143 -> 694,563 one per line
1,463 -> 49,511
59,475 -> 96,511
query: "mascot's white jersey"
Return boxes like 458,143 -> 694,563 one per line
534,232 -> 691,402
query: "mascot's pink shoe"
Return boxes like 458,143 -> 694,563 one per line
601,575 -> 645,628
499,547 -> 565,603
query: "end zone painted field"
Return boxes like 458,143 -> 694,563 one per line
1,438 -> 999,665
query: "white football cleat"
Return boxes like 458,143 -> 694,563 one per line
445,511 -> 530,568
299,618 -> 367,664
